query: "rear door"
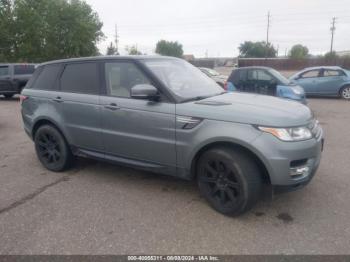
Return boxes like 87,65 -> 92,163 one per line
100,60 -> 176,171
58,62 -> 103,151
317,69 -> 347,95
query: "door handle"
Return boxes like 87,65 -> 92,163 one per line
104,103 -> 120,110
52,96 -> 64,103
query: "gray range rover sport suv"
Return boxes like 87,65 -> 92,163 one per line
21,56 -> 324,216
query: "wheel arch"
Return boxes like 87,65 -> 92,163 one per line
32,118 -> 69,143
339,83 -> 350,94
190,141 -> 271,184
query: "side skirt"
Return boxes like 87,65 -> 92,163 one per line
71,146 -> 190,180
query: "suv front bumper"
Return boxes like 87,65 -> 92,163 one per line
251,128 -> 323,189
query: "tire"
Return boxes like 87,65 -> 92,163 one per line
197,147 -> 262,216
4,94 -> 14,98
340,86 -> 350,100
34,125 -> 73,172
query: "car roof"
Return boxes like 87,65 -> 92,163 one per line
39,55 -> 180,67
236,66 -> 273,70
301,66 -> 343,71
0,63 -> 36,66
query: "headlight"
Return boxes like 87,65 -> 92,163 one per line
293,88 -> 302,95
258,126 -> 312,141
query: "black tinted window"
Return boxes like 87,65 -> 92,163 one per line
14,65 -> 35,75
61,63 -> 99,94
32,65 -> 61,90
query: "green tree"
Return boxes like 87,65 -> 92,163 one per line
155,40 -> 183,58
106,42 -> 117,55
324,51 -> 338,61
0,0 -> 104,63
289,44 -> 309,59
238,41 -> 277,58
125,45 -> 142,55
0,0 -> 15,61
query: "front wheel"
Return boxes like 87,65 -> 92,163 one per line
197,147 -> 262,216
34,125 -> 73,172
340,86 -> 350,100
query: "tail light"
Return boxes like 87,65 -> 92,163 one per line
19,95 -> 28,105
223,81 -> 228,90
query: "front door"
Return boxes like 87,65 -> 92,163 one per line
295,69 -> 321,94
100,61 -> 176,171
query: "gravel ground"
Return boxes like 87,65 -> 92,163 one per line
0,96 -> 349,255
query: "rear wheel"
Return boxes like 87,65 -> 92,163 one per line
34,125 -> 73,172
197,147 -> 262,216
3,94 -> 14,98
340,86 -> 350,100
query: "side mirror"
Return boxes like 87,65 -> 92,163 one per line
131,84 -> 160,100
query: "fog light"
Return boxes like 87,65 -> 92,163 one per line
290,166 -> 310,177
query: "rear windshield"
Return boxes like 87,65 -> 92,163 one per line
14,65 -> 35,75
0,66 -> 9,76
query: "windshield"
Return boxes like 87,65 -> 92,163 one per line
14,64 -> 35,75
143,59 -> 223,101
268,68 -> 291,85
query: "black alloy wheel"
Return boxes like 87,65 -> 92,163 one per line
34,125 -> 73,171
197,147 -> 262,216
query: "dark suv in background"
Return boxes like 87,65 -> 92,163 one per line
21,56 -> 323,216
0,63 -> 36,98
225,66 -> 307,104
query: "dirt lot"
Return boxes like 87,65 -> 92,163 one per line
0,96 -> 350,255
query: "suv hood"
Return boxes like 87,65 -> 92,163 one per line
177,92 -> 313,127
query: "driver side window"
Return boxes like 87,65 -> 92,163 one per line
300,70 -> 320,79
105,62 -> 150,98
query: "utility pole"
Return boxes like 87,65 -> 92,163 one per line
265,11 -> 271,59
330,17 -> 337,53
115,24 -> 119,55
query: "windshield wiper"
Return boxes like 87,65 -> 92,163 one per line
182,95 -> 210,103
182,91 -> 227,103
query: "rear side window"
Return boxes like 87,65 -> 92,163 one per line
60,63 -> 99,94
0,66 -> 9,76
323,69 -> 345,77
32,65 -> 61,90
14,65 -> 35,75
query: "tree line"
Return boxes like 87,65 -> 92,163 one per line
0,0 -> 104,63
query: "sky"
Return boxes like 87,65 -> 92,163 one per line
84,0 -> 350,58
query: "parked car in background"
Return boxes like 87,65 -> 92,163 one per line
21,56 -> 323,216
0,63 -> 36,98
289,66 -> 350,100
199,67 -> 227,87
225,66 -> 307,104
